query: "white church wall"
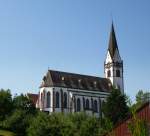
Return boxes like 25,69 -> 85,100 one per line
105,51 -> 112,64
105,49 -> 124,93
39,86 -> 109,118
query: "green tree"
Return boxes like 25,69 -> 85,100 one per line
102,88 -> 129,125
79,116 -> 100,136
128,105 -> 148,136
0,89 -> 13,120
2,109 -> 33,136
136,90 -> 150,108
136,90 -> 144,104
27,112 -> 101,136
27,112 -> 75,136
0,94 -> 37,135
13,94 -> 36,114
99,118 -> 115,136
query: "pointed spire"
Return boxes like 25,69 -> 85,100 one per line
108,23 -> 119,58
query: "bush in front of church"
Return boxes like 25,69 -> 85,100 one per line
27,112 -> 101,136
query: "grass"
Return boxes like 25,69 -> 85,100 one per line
0,130 -> 15,136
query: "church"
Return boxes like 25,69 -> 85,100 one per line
33,24 -> 124,118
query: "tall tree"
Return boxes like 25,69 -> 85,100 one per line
0,89 -> 13,120
102,88 -> 129,125
13,94 -> 36,114
136,90 -> 150,105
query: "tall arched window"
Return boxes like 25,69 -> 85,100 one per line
83,97 -> 85,110
107,70 -> 111,77
94,100 -> 98,112
47,92 -> 50,108
86,99 -> 89,110
63,92 -> 67,108
56,92 -> 59,108
77,98 -> 81,112
116,70 -> 120,77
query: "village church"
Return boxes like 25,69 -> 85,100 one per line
31,24 -> 124,118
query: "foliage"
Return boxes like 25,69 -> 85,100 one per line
0,89 -> 13,121
0,92 -> 37,136
136,90 -> 145,104
128,105 -> 148,136
27,112 -> 74,136
73,113 -> 100,136
13,94 -> 36,114
27,112 -> 101,136
135,90 -> 150,108
0,129 -> 15,136
2,109 -> 34,136
99,118 -> 115,136
102,88 -> 129,125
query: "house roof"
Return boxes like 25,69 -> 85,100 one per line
27,93 -> 38,105
40,70 -> 112,92
108,23 -> 119,58
103,102 -> 150,136
114,102 -> 150,132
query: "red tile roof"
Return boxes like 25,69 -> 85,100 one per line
27,93 -> 38,106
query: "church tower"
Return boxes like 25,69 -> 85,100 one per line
104,23 -> 124,93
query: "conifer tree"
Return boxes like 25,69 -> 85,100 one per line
102,88 -> 129,125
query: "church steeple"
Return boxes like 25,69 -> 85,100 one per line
104,23 -> 124,93
108,23 -> 119,58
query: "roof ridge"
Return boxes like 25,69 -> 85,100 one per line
48,69 -> 106,79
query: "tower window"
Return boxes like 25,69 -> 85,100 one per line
116,70 -> 120,77
107,70 -> 111,77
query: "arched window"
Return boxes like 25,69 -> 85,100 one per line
47,92 -> 50,108
77,98 -> 81,112
83,97 -> 85,110
56,92 -> 59,108
63,92 -> 67,108
116,70 -> 120,77
107,70 -> 111,77
86,99 -> 89,110
94,100 -> 98,112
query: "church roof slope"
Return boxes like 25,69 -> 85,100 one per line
40,70 -> 112,92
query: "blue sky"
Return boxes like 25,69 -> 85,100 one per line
0,0 -> 150,101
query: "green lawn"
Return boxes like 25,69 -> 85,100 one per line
0,130 -> 15,136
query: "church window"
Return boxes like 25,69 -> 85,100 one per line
56,92 -> 59,108
116,70 -> 120,77
107,70 -> 111,77
86,99 -> 89,110
63,92 -> 67,108
47,92 -> 50,108
83,97 -> 85,110
94,100 -> 98,112
77,98 -> 81,112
